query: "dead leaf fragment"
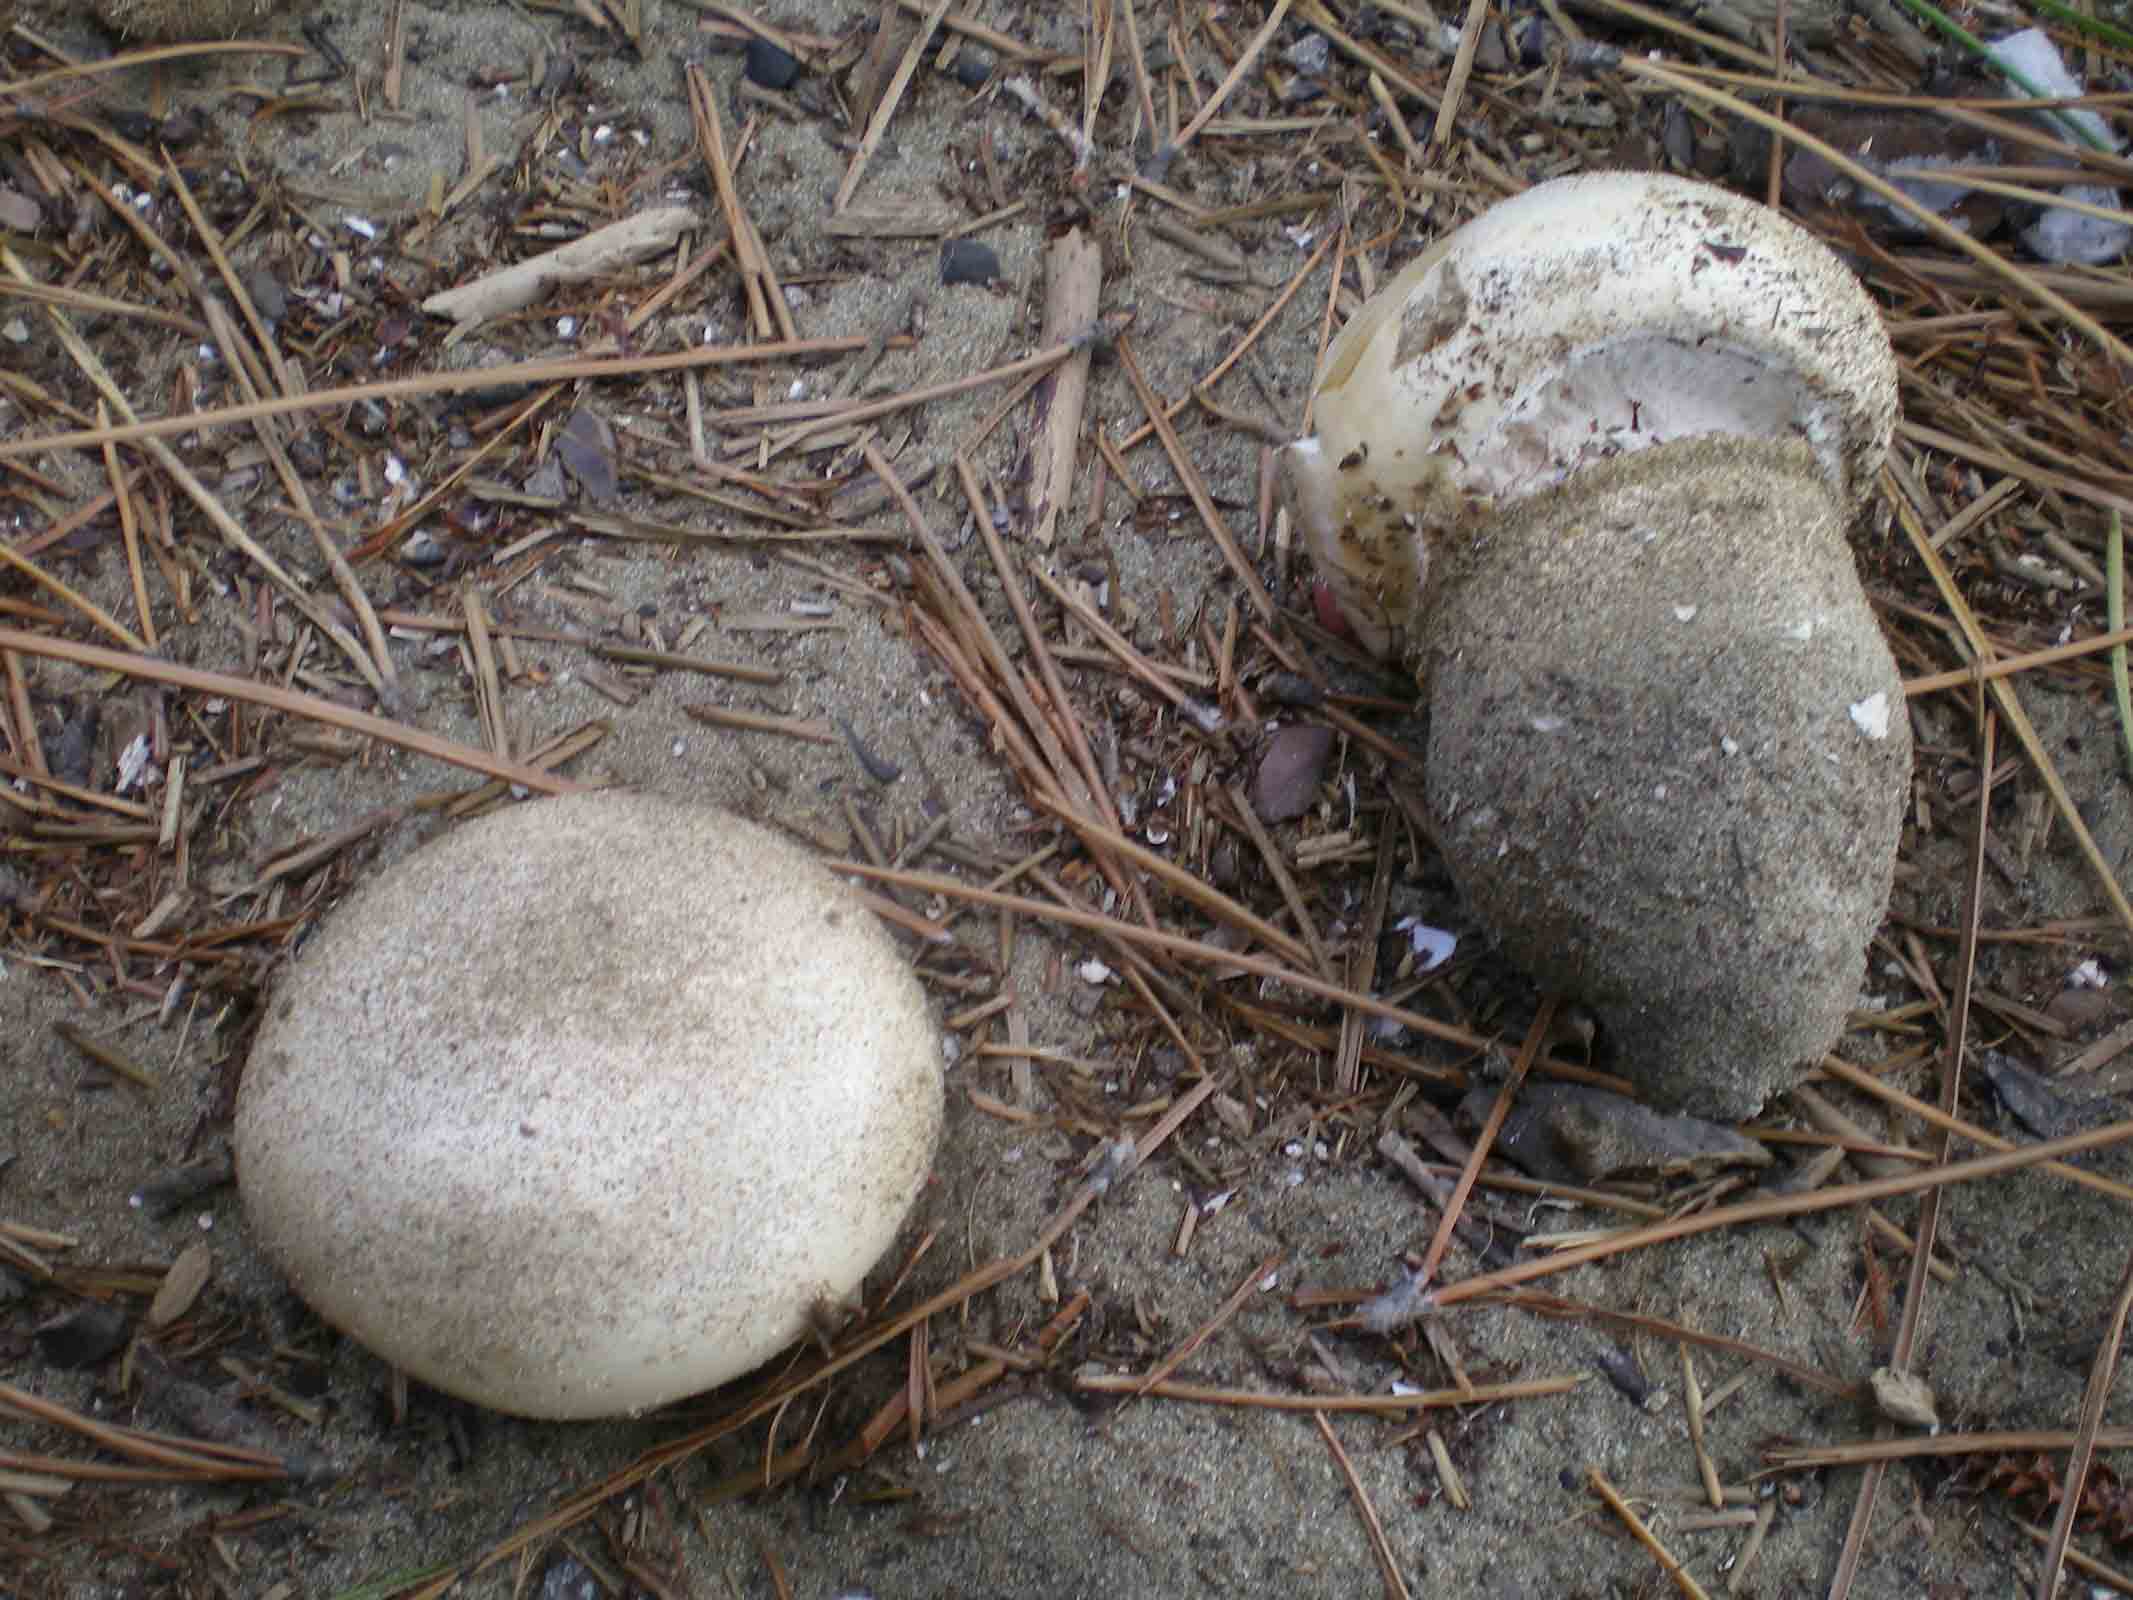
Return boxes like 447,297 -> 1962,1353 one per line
148,1241 -> 213,1328
555,408 -> 619,505
1469,1082 -> 1773,1185
1869,1365 -> 1940,1428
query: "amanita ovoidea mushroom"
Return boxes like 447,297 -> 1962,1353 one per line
1284,172 -> 1911,1119
236,792 -> 942,1420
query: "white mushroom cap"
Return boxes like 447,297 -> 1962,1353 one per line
1284,172 -> 1897,655
236,792 -> 942,1420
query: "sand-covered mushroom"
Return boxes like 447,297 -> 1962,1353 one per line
1282,173 -> 1910,1118
91,0 -> 290,41
236,791 -> 942,1420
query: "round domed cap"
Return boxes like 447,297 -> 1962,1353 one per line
1284,172 -> 1897,656
236,791 -> 943,1420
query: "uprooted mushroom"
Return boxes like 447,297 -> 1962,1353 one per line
1284,171 -> 1910,1120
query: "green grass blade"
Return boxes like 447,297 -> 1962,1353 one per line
2029,0 -> 2133,56
1888,0 -> 2115,152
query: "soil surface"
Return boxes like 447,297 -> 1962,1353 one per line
5,3 -> 2133,1598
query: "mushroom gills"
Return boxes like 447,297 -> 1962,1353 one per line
1458,333 -> 1849,499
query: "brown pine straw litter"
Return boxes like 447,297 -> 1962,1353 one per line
5,0 -> 2133,1595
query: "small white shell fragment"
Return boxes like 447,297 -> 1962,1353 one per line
1086,1138 -> 1139,1195
1849,691 -> 1892,740
1397,917 -> 1458,972
116,733 -> 155,793
236,792 -> 942,1420
1673,605 -> 1697,623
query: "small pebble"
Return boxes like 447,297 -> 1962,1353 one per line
400,529 -> 446,567
1284,33 -> 1331,73
35,1302 -> 130,1368
242,265 -> 287,323
940,239 -> 1001,286
1252,725 -> 1336,822
947,49 -> 993,87
744,36 -> 802,90
521,460 -> 566,500
1472,21 -> 1512,73
541,1555 -> 601,1600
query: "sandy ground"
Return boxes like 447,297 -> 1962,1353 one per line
5,2 -> 2133,1597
